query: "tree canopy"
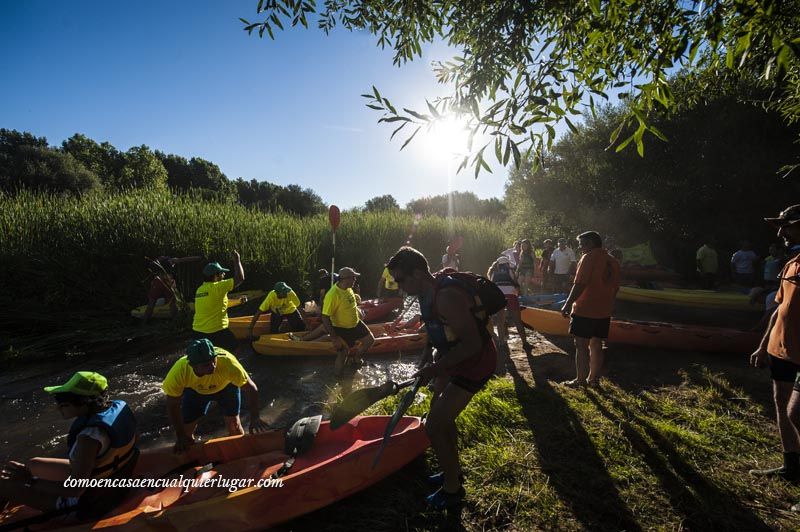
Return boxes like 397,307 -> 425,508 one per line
504,77 -> 800,272
243,0 -> 800,175
364,194 -> 400,212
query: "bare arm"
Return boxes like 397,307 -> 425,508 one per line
751,307 -> 779,368
241,378 -> 269,433
166,394 -> 193,450
232,250 -> 244,288
561,283 -> 587,317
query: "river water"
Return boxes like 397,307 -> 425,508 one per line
0,306 -> 424,463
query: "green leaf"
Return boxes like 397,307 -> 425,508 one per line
400,126 -> 421,151
588,0 -> 601,16
373,86 -> 382,101
615,133 -> 635,152
510,140 -> 521,168
648,125 -> 668,142
564,116 -> 578,134
390,121 -> 408,141
426,100 -> 441,119
403,108 -> 431,122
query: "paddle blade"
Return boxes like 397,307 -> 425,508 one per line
372,376 -> 424,469
328,205 -> 341,232
330,381 -> 397,430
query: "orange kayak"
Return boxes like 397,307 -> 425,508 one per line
0,416 -> 429,531
229,297 -> 404,340
521,307 -> 760,354
251,322 -> 427,356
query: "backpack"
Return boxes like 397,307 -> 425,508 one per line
434,268 -> 507,321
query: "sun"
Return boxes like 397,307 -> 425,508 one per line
420,115 -> 471,164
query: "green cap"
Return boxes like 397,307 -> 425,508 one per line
44,371 -> 108,396
202,262 -> 230,276
274,281 -> 291,295
186,338 -> 217,365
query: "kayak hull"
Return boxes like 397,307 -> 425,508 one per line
520,307 -> 760,354
229,298 -> 404,340
251,322 -> 427,357
0,416 -> 430,531
130,290 -> 266,319
617,286 -> 761,311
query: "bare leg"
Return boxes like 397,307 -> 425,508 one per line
587,337 -> 604,383
573,337 -> 590,383
775,381 -> 800,452
425,383 -> 473,493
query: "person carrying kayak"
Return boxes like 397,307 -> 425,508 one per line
0,372 -> 138,520
750,205 -> 800,491
248,282 -> 306,337
386,246 -> 498,510
192,252 -> 244,352
560,231 -> 621,387
319,267 -> 375,375
163,339 -> 269,453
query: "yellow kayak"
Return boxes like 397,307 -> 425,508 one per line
617,286 -> 762,311
131,290 -> 266,319
252,323 -> 427,357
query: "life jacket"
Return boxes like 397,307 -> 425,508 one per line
68,400 -> 138,480
419,270 -> 500,380
490,263 -> 518,287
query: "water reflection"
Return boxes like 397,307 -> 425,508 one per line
0,341 -> 423,462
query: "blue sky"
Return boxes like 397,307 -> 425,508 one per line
0,0 -> 517,208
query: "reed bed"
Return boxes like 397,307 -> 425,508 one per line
0,189 -> 506,316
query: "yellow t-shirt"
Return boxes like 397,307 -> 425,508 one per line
192,278 -> 234,333
162,349 -> 249,396
258,290 -> 300,315
381,267 -> 399,290
322,283 -> 359,328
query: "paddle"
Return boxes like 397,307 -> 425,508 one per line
328,205 -> 340,288
372,372 -> 427,469
329,378 -> 416,430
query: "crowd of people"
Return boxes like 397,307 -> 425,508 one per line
3,203 -> 800,520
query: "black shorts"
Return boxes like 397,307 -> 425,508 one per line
450,374 -> 492,394
270,310 -> 306,334
569,315 -> 611,339
769,354 -> 800,384
332,320 -> 372,347
193,328 -> 238,351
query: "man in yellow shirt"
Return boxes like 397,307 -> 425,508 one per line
248,282 -> 306,336
192,251 -> 244,351
322,267 -> 375,375
376,265 -> 403,300
162,339 -> 269,453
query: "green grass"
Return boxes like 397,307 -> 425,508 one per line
293,364 -> 800,531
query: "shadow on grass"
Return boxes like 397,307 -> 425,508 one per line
586,389 -> 772,530
503,344 -> 643,531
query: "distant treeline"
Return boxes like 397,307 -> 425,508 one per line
0,129 -> 506,219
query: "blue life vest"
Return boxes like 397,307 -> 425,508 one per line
491,263 -> 516,287
68,400 -> 138,479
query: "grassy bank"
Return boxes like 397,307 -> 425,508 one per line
290,336 -> 800,531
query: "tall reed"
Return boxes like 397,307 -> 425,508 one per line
0,189 -> 507,313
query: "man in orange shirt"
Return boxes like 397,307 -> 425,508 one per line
750,205 -> 800,485
560,231 -> 620,387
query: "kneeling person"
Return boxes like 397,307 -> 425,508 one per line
249,282 -> 305,337
163,339 -> 269,453
0,372 -> 138,520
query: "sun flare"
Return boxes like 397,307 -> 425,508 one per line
420,115 -> 471,163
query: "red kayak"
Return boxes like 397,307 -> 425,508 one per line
229,298 -> 404,340
0,416 -> 429,530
